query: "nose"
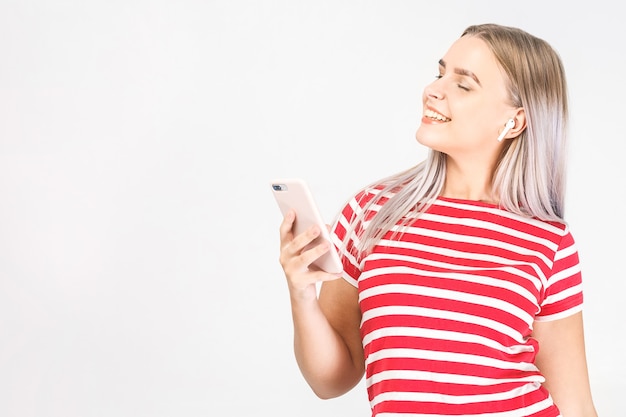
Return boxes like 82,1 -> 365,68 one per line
424,79 -> 444,100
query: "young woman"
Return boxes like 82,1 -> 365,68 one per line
277,23 -> 598,417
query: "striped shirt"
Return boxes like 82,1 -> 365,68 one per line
331,188 -> 583,417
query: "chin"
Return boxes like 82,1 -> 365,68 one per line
415,128 -> 440,150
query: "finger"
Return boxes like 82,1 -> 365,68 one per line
284,252 -> 343,291
280,224 -> 321,268
297,239 -> 343,279
303,269 -> 344,284
298,238 -> 331,267
278,209 -> 296,245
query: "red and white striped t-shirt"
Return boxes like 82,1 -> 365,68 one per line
331,188 -> 583,417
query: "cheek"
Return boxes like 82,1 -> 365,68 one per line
456,119 -> 495,145
452,102 -> 499,138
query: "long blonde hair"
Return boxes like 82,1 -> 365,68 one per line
351,23 -> 570,255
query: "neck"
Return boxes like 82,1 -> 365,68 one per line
441,155 -> 497,203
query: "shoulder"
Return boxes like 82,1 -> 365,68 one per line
428,198 -> 574,246
349,179 -> 408,210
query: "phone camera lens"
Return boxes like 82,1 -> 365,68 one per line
272,184 -> 283,191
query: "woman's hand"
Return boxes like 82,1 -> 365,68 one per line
278,209 -> 342,300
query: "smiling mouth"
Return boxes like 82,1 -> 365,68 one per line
424,109 -> 451,122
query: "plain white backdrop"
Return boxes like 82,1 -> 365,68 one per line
0,1 -> 622,416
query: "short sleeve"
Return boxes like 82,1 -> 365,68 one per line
330,190 -> 373,288
535,229 -> 584,322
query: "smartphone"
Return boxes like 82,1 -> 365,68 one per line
270,178 -> 343,274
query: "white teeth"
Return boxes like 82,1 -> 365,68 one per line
424,109 -> 451,122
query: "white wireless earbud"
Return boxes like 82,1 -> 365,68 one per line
496,119 -> 516,142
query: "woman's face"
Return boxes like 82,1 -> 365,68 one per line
415,35 -> 515,159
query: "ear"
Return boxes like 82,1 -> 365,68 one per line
503,108 -> 526,140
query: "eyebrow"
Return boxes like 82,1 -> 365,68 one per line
439,59 -> 481,86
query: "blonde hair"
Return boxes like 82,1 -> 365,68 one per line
351,23 -> 570,254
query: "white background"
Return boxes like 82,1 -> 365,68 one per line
0,1 -> 622,416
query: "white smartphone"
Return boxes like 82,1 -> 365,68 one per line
270,178 -> 343,274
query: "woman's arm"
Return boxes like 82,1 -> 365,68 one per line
532,311 -> 598,417
315,278 -> 365,395
279,210 -> 365,399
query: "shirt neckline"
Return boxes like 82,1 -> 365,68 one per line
436,196 -> 501,209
